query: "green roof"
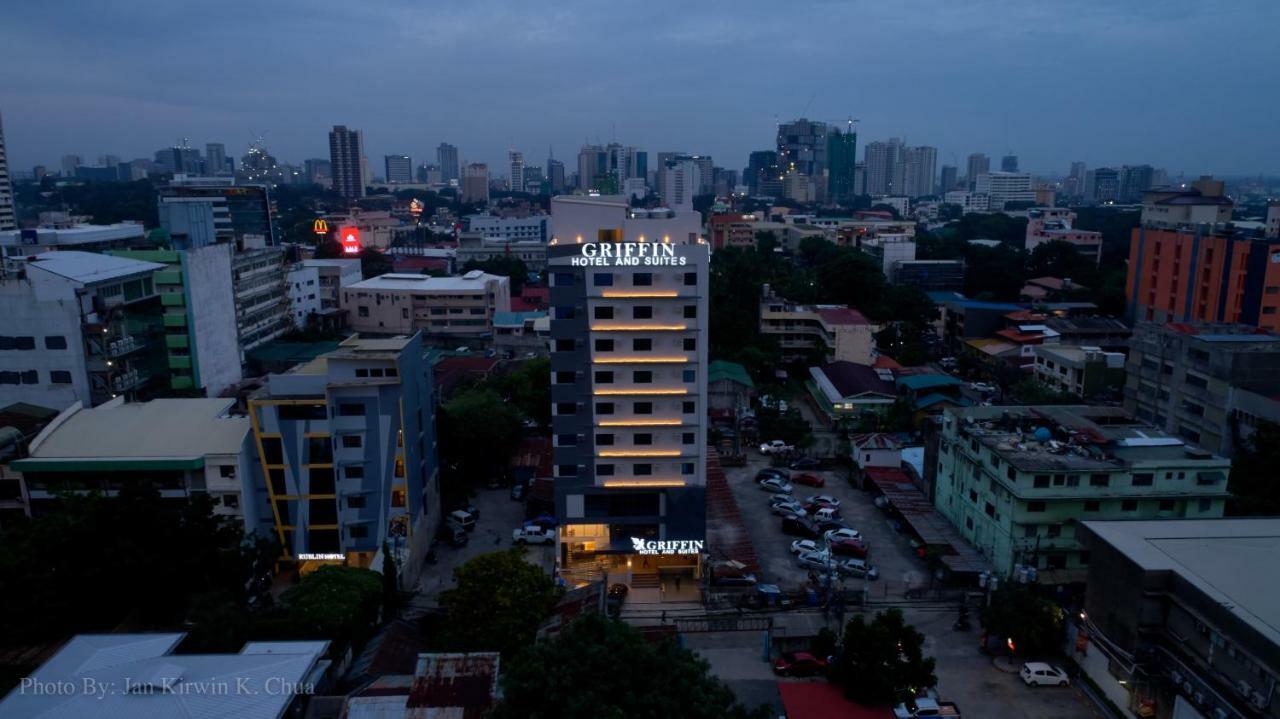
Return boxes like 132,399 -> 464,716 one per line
896,374 -> 963,392
708,360 -> 754,389
914,392 -> 971,411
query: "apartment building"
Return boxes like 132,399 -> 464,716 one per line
1123,322 -> 1280,457
464,214 -> 550,243
546,198 -> 710,587
1031,345 -> 1125,399
935,405 -> 1230,581
286,258 -> 360,327
0,222 -> 146,275
1025,207 -> 1102,264
456,233 -> 548,270
974,172 -> 1035,209
1078,519 -> 1280,719
342,271 -> 511,344
759,286 -> 878,364
247,334 -> 438,584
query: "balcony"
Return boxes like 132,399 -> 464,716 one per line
165,335 -> 190,349
171,376 -> 194,390
153,270 -> 183,286
163,314 -> 188,328
161,294 -> 186,307
168,356 -> 192,370
110,370 -> 148,391
106,334 -> 153,358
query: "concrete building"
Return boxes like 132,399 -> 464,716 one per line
493,310 -> 549,354
660,157 -> 700,210
1076,519 -> 1280,719
0,251 -> 166,410
456,233 -> 547,271
342,271 -> 511,343
329,125 -> 366,199
233,247 -> 290,350
464,214 -> 549,243
826,124 -> 858,203
1123,322 -> 1280,458
855,233 -> 916,279
1084,167 -> 1121,204
547,157 -> 565,193
864,138 -> 903,197
304,157 -> 332,185
1031,344 -> 1125,398
286,261 -> 322,327
111,245 -> 242,396
437,143 -> 459,184
460,163 -> 489,204
901,145 -> 938,198
545,202 -> 710,588
1000,154 -> 1018,172
974,171 -> 1035,209
509,150 -> 524,195
0,111 -> 14,231
934,405 -> 1230,582
944,190 -> 991,213
965,153 -> 990,191
707,213 -> 760,250
1025,207 -> 1103,264
893,260 -> 966,291
13,397 -> 261,525
759,287 -> 878,364
0,634 -> 330,719
550,194 -> 701,247
248,334 -> 438,583
777,118 -> 828,195
1267,201 -> 1280,239
939,165 -> 959,194
384,154 -> 412,184
0,222 -> 146,274
158,182 -> 276,248
204,142 -> 228,175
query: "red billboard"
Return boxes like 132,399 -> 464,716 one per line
339,226 -> 361,254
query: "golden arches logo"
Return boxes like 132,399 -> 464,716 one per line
313,219 -> 329,235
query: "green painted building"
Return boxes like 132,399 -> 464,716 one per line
935,405 -> 1230,582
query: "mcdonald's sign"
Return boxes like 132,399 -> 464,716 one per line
313,219 -> 329,235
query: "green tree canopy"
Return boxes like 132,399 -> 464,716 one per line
438,387 -> 524,492
314,237 -> 344,259
462,256 -> 530,294
492,614 -> 771,719
495,357 -> 551,428
277,565 -> 384,650
979,585 -> 1065,657
1011,378 -> 1079,405
1228,420 -> 1280,516
831,609 -> 937,706
436,549 -> 560,659
359,248 -> 394,279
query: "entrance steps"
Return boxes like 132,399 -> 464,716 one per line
630,572 -> 661,588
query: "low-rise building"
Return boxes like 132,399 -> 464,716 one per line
760,287 -> 878,364
1077,519 -> 1280,719
493,310 -> 548,354
247,334 -> 438,584
464,213 -> 549,243
707,359 -> 756,415
1025,207 -> 1102,264
944,190 -> 991,213
0,222 -> 146,275
808,361 -> 898,421
974,172 -> 1035,209
343,271 -> 512,344
0,402 -> 59,528
233,246 -> 290,351
893,259 -> 965,291
935,405 -> 1230,582
1031,345 -> 1125,398
708,212 -> 760,249
12,397 -> 261,526
456,232 -> 548,270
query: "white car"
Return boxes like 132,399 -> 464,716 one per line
759,440 -> 795,455
805,494 -> 841,508
1020,662 -> 1069,687
824,527 -> 864,544
837,558 -> 879,580
772,501 -> 806,518
512,526 -> 555,545
790,539 -> 820,555
969,381 -> 995,394
795,550 -> 833,570
759,477 -> 793,494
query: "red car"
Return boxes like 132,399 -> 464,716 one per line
803,502 -> 840,518
829,538 -> 868,558
791,473 -> 825,488
773,651 -> 828,677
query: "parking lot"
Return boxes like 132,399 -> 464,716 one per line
723,453 -> 927,595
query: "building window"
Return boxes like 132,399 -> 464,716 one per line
12,337 -> 34,350
633,433 -> 654,446
595,402 -> 614,414
1047,524 -> 1060,538
358,306 -> 369,317
44,336 -> 67,350
556,371 -> 576,384
634,463 -> 652,475
633,306 -> 653,319
683,338 -> 696,351
20,371 -> 36,384
1184,372 -> 1208,388
595,339 -> 614,352
682,370 -> 696,382
984,502 -> 995,517
633,338 -> 652,351
594,306 -> 614,320
558,434 -> 579,446
555,272 -> 576,287
344,465 -> 364,480
1084,500 -> 1100,512
558,464 -> 578,477
1089,474 -> 1110,487
597,464 -> 615,476
223,494 -> 239,509
682,432 -> 695,444
1121,499 -> 1138,511
1159,499 -> 1175,511
633,370 -> 652,383
1033,476 -> 1050,488
633,273 -> 652,286
50,370 -> 73,384
349,525 -> 368,539
682,401 -> 695,414
1026,501 -> 1046,512
338,403 -> 365,416
1199,498 -> 1212,512
1132,473 -> 1154,487
555,339 -> 575,352
634,402 -> 653,414
592,273 -> 612,287
682,463 -> 695,475
594,371 -> 614,384
555,306 -> 576,320
341,435 -> 362,448
595,434 -> 614,446
1024,525 -> 1037,538
684,272 -> 696,286
556,402 -> 577,415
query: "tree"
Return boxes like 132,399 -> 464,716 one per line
359,248 -> 394,279
496,357 -> 551,428
314,237 -> 343,259
1228,420 -> 1280,516
830,609 -> 937,706
979,585 -> 1065,657
436,549 -> 560,659
438,387 -> 523,492
277,565 -> 384,651
757,406 -> 813,447
492,614 -> 771,719
1011,378 -> 1079,405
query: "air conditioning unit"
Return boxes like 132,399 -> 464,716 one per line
1193,691 -> 1206,706
1251,692 -> 1268,710
1182,681 -> 1194,695
1212,709 -> 1227,719
1168,670 -> 1183,686
1236,680 -> 1252,697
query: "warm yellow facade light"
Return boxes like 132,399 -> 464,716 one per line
592,356 -> 688,364
597,450 -> 682,458
602,480 -> 688,488
597,419 -> 683,427
592,388 -> 689,396
590,324 -> 688,331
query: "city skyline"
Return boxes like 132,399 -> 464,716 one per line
1,1 -> 1278,178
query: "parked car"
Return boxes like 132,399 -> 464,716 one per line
760,440 -> 795,455
437,522 -> 468,547
829,538 -> 869,558
510,483 -> 527,501
796,550 -> 833,570
968,381 -> 995,394
523,515 -> 558,531
781,517 -> 820,539
837,558 -> 879,580
755,468 -> 789,483
453,502 -> 480,520
790,539 -> 820,555
773,651 -> 828,677
512,526 -> 556,544
769,492 -> 795,504
815,518 -> 848,533
804,504 -> 841,521
1020,662 -> 1069,687
771,501 -> 807,518
759,477 -> 793,494
447,509 -> 476,531
791,473 -> 825,487
824,528 -> 864,544
789,457 -> 822,470
805,494 -> 841,508
711,571 -> 757,587
892,697 -> 961,718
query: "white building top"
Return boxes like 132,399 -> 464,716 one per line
27,251 -> 163,286
346,271 -> 504,293
26,397 -> 250,460
0,223 -> 145,247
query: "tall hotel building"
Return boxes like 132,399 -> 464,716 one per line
546,195 -> 708,584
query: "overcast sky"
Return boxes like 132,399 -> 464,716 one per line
2,0 -> 1277,178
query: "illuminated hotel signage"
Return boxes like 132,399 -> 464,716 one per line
296,553 -> 345,561
571,242 -> 686,267
631,537 -> 705,556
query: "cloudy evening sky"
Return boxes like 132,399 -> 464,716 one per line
2,0 -> 1277,178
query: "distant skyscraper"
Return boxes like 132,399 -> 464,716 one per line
0,111 -> 14,231
205,143 -> 227,176
746,150 -> 779,195
863,139 -> 903,196
304,158 -> 331,184
61,154 -> 82,178
826,125 -> 858,202
776,118 -> 828,179
328,125 -> 365,199
660,157 -> 700,210
966,153 -> 990,190
1066,161 -> 1087,197
902,145 -> 937,198
1119,165 -> 1155,203
939,165 -> 958,193
384,154 -> 412,184
547,157 -> 565,194
461,163 -> 489,204
509,150 -> 524,194
1085,167 -> 1121,204
1001,154 -> 1019,172
436,143 -> 459,184
577,145 -> 608,191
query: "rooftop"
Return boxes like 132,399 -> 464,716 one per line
19,398 -> 249,470
493,310 -> 546,327
815,306 -> 871,326
1083,519 -> 1280,649
812,361 -> 896,400
28,251 -> 164,285
347,270 -> 503,292
708,360 -> 755,389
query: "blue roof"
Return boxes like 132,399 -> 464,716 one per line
946,299 -> 1023,311
896,374 -> 963,391
915,392 -> 972,410
493,310 -> 547,326
1195,334 -> 1280,343
927,291 -> 967,303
